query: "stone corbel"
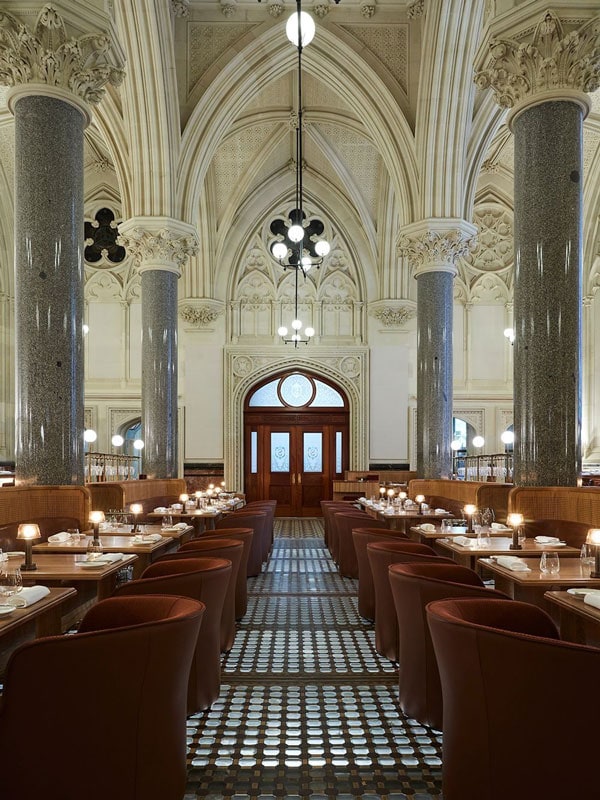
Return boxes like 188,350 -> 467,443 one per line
368,300 -> 417,330
179,299 -> 225,330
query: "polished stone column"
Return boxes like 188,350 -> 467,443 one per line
0,7 -> 123,485
400,220 -> 476,478
476,11 -> 600,486
118,218 -> 198,478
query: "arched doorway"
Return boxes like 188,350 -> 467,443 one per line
244,370 -> 349,515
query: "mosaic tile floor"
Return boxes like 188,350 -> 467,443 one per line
185,518 -> 443,799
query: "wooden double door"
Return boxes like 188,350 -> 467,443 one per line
244,411 -> 349,516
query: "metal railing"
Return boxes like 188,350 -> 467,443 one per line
453,452 -> 513,483
84,452 -> 141,482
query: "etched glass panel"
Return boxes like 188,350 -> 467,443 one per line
280,374 -> 313,407
271,432 -> 290,472
249,380 -> 284,407
251,431 -> 258,474
336,431 -> 342,474
313,380 -> 344,407
303,432 -> 322,473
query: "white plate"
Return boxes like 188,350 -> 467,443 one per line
76,561 -> 106,569
0,605 -> 14,616
567,588 -> 600,597
540,542 -> 567,547
6,551 -> 25,558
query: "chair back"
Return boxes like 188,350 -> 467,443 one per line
216,511 -> 267,575
351,527 -> 409,619
184,528 -> 252,614
0,595 -> 203,800
333,513 -> 387,578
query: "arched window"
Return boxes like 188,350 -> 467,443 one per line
247,372 -> 346,409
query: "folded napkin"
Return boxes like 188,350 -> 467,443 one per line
154,506 -> 167,513
132,533 -> 163,544
584,594 -> 600,610
453,536 -> 473,547
171,504 -> 183,510
48,531 -> 71,543
420,523 -> 436,532
6,585 -> 51,608
535,536 -> 561,544
86,553 -> 124,564
174,522 -> 188,529
495,556 -> 531,572
491,523 -> 510,531
435,508 -> 448,514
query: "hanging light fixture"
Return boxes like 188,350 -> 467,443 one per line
269,0 -> 331,347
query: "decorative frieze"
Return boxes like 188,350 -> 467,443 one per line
398,219 -> 477,277
368,301 -> 417,328
117,217 -> 199,276
0,4 -> 124,107
475,11 -> 600,123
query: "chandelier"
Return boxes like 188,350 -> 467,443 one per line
269,0 -> 331,346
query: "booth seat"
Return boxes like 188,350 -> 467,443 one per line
87,478 -> 187,519
0,484 -> 91,552
408,479 -> 512,522
508,486 -> 600,546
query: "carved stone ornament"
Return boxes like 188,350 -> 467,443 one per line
474,11 -> 600,118
220,0 -> 238,18
171,0 -> 190,17
369,302 -> 417,328
117,218 -> 199,275
0,4 -> 124,105
179,301 -> 224,328
407,0 -> 424,19
398,220 -> 477,276
360,1 -> 376,19
313,0 -> 330,19
268,0 -> 284,17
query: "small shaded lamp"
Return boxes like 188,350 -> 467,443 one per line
89,511 -> 105,546
399,491 -> 407,509
415,494 -> 425,514
464,504 -> 477,533
387,488 -> 395,505
130,503 -> 143,533
586,529 -> 600,578
206,488 -> 214,505
179,493 -> 189,507
507,512 -> 524,551
194,490 -> 202,508
17,523 -> 40,572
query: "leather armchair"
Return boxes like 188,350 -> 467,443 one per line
320,501 -> 357,548
426,597 -> 598,800
367,540 -> 454,661
389,562 -> 507,729
115,557 -> 231,713
0,594 -> 204,800
330,510 -> 369,564
333,515 -> 387,578
216,511 -> 267,576
242,501 -> 276,558
184,527 -> 252,618
352,527 -> 410,620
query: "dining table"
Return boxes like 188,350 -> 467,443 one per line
478,556 -> 600,618
34,535 -> 175,579
436,537 -> 581,572
358,503 -> 452,535
407,524 -> 513,550
19,552 -> 138,629
147,508 -> 224,535
544,589 -> 600,647
0,586 -> 77,674
100,522 -> 195,545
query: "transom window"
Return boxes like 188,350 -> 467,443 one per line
248,373 -> 345,409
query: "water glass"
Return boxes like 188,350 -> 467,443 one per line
67,528 -> 81,544
476,530 -> 492,549
580,544 -> 595,577
0,566 -> 23,599
540,551 -> 560,575
161,514 -> 173,529
86,538 -> 104,560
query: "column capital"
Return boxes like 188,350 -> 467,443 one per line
475,11 -> 600,129
0,4 -> 124,125
398,218 -> 477,278
118,217 -> 199,277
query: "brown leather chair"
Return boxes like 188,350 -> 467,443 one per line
352,527 -> 410,620
522,518 -> 591,548
186,528 -> 253,618
389,562 -> 508,730
333,515 -> 387,578
0,594 -> 204,800
216,511 -> 267,576
330,510 -> 369,564
426,597 -> 597,800
367,540 -> 454,661
114,557 -> 230,712
159,539 -> 242,651
243,501 -> 276,557
320,501 -> 357,548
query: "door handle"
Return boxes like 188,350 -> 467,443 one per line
291,473 -> 296,484
298,473 -> 302,484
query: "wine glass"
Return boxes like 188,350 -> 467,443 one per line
86,537 -> 104,561
0,566 -> 23,603
540,552 -> 560,575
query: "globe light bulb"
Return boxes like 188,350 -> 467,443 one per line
301,256 -> 312,270
111,434 -> 124,447
305,326 -> 315,338
133,438 -> 144,450
278,326 -> 288,337
288,224 -> 304,243
450,439 -> 462,451
501,430 -> 515,445
272,242 -> 288,260
286,11 -> 316,47
315,239 -> 330,257
292,319 -> 302,330
472,435 -> 485,448
291,334 -> 301,342
83,429 -> 97,443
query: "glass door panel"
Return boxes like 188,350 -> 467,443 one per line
271,432 -> 290,472
303,432 -> 323,473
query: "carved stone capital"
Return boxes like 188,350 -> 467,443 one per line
179,299 -> 225,329
171,0 -> 190,17
368,300 -> 417,329
475,11 -> 600,127
407,0 -> 424,19
117,217 -> 199,276
0,4 -> 124,119
398,219 -> 477,277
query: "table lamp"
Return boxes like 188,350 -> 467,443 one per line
415,494 -> 425,514
179,493 -> 189,506
17,523 -> 40,571
464,504 -> 477,533
379,487 -> 386,503
387,488 -> 395,506
399,491 -> 407,509
130,503 -> 143,533
206,488 -> 214,505
194,490 -> 202,508
587,529 -> 600,578
507,512 -> 524,550
89,510 -> 105,546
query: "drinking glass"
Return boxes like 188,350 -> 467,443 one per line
481,507 -> 495,527
67,528 -> 80,544
540,552 -> 560,575
580,544 -> 594,577
86,538 -> 104,560
477,530 -> 492,549
0,566 -> 23,600
161,514 -> 173,529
